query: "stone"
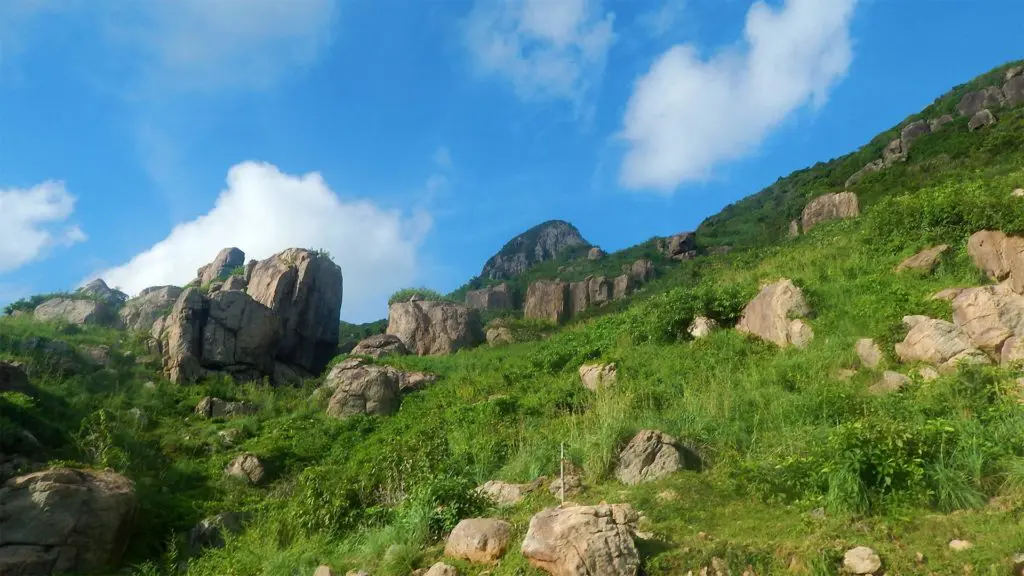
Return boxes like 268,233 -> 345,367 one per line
80,345 -> 111,366
476,478 -> 545,507
968,108 -> 997,131
1013,188 -> 1024,197
578,362 -> 617,391
612,274 -> 634,300
312,567 -> 335,576
486,327 -> 513,346
119,286 -> 183,333
615,430 -> 698,485
78,279 -> 128,306
0,361 -> 33,396
952,284 -> 1024,351
882,137 -> 905,165
218,429 -> 244,446
386,300 -> 484,355
444,518 -> 511,564
788,220 -> 800,237
587,247 -> 605,260
195,397 -> 258,419
845,159 -> 885,189
899,119 -> 931,149
895,244 -> 949,273
33,297 -> 116,327
548,473 -> 582,499
855,338 -> 883,369
967,231 -> 1024,294
569,276 -> 613,317
894,315 -> 989,370
842,546 -> 880,575
788,319 -> 814,349
957,87 -> 1005,117
629,259 -> 655,284
949,539 -> 973,552
465,283 -> 515,311
202,290 -> 281,375
1001,336 -> 1024,365
247,248 -> 344,374
156,288 -> 208,384
801,191 -> 860,232
188,512 -> 249,556
350,334 -> 409,359
521,503 -> 640,576
423,562 -> 458,576
0,468 -> 137,576
222,275 -> 248,292
481,220 -> 589,280
397,370 -> 437,392
225,453 -> 265,485
868,371 -> 911,395
524,280 -> 570,324
932,287 -> 966,301
1007,66 -> 1024,81
917,366 -> 941,381
658,232 -> 697,261
1003,75 -> 1024,107
325,358 -> 402,418
736,279 -> 812,348
196,247 -> 245,287
929,114 -> 955,131
688,316 -> 718,339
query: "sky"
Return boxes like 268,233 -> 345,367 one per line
1,0 -> 1022,323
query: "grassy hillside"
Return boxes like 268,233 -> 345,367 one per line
4,61 -> 1024,576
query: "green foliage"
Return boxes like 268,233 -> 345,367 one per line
387,287 -> 453,305
622,280 -> 753,344
227,265 -> 246,277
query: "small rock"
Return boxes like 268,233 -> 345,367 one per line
578,362 -> 617,391
917,366 -> 941,382
1012,188 -> 1024,198
218,429 -> 244,446
615,429 -> 699,485
423,562 -> 458,576
895,244 -> 949,273
968,108 -> 996,131
855,338 -> 883,369
688,316 -> 718,339
868,371 -> 910,395
225,453 -> 265,485
842,546 -> 881,574
444,518 -> 511,564
195,397 -> 258,419
476,478 -> 545,507
915,552 -> 926,564
949,539 -> 973,552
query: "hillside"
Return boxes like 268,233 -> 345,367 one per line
2,61 -> 1024,576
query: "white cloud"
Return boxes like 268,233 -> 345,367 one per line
619,0 -> 857,192
95,162 -> 432,322
0,181 -> 86,273
464,0 -> 615,104
638,0 -> 686,38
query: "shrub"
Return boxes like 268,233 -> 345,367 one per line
387,288 -> 452,305
622,281 -> 753,344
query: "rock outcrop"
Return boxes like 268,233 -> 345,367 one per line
657,231 -> 697,261
0,468 -> 137,576
569,276 -> 613,316
481,220 -> 590,281
476,478 -> 545,507
324,358 -> 402,418
386,300 -> 483,356
465,283 -> 514,310
247,248 -> 344,375
957,86 -> 1005,117
615,430 -> 699,485
521,504 -> 640,576
628,259 -> 655,284
524,280 -> 570,324
350,334 -> 409,359
968,108 -> 997,131
736,279 -> 813,348
895,244 -> 949,273
587,247 -> 605,260
578,362 -> 617,391
443,518 -> 511,564
894,315 -> 988,370
197,247 -> 245,287
119,286 -> 182,332
952,284 -> 1024,351
967,230 -> 1024,293
33,297 -> 117,327
801,192 -> 860,232
225,454 -> 265,485
79,279 -> 128,305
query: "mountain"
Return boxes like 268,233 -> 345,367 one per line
480,220 -> 591,281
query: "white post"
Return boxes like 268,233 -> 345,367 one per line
560,442 -> 565,504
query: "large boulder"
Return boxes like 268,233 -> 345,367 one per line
569,276 -> 613,317
929,114 -> 954,131
957,86 -> 1005,117
197,247 -> 245,287
952,284 -> 1024,352
894,315 -> 989,370
444,518 -> 512,564
119,286 -> 183,332
615,430 -> 699,485
801,191 -> 859,232
33,298 -> 116,327
736,279 -> 813,348
521,504 -> 640,576
465,283 -> 514,310
0,468 -> 136,576
524,280 -> 570,324
386,300 -> 483,355
855,338 -> 883,369
78,279 -> 128,306
612,274 -> 634,300
894,244 -> 949,273
1004,74 -> 1024,106
899,120 -> 931,149
578,362 -> 617,391
968,109 -> 997,131
324,358 -> 402,418
657,232 -> 697,261
481,220 -> 589,281
350,334 -> 409,359
882,137 -> 905,165
155,288 -> 207,384
629,259 -> 655,284
967,230 -> 1024,294
247,248 -> 343,374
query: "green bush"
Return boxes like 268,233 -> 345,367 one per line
622,281 -> 753,344
387,288 -> 453,305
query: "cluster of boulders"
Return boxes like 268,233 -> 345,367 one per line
790,191 -> 861,236
656,231 -> 698,261
523,258 -> 658,324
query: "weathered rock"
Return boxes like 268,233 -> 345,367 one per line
397,370 -> 437,392
788,219 -> 800,237
736,279 -> 812,348
482,220 -> 590,280
313,566 -> 335,576
476,478 -> 544,507
188,512 -> 249,556
957,87 -> 1005,117
465,283 -> 514,311
952,284 -> 1024,351
486,326 -> 513,346
1004,75 -> 1024,106
868,371 -> 911,395
78,279 -> 128,306
350,334 -> 409,359
587,247 -> 605,260
247,248 -> 343,374
225,453 -> 265,485
324,358 -> 402,418
521,504 -> 640,576
932,287 -> 966,301
1013,188 -> 1024,198
842,546 -> 881,575
629,259 -> 655,284
895,315 -> 989,370
657,232 -> 697,261
856,338 -> 883,369
948,539 -> 973,552
524,280 -> 570,324
444,518 -> 511,564
578,362 -> 617,391
615,430 -> 698,485
0,468 -> 136,576
967,230 -> 1024,294
895,244 -> 949,273
688,316 -> 717,339
612,274 -> 634,300
386,300 -> 483,355
845,158 -> 885,189
917,366 -> 941,382
195,397 -> 258,419
158,288 -> 208,384
929,114 -> 954,131
1007,66 -> 1024,81
899,120 -> 931,149
423,562 -> 458,576
548,474 -> 582,499
882,137 -> 905,165
33,298 -> 116,326
0,361 -> 33,396
968,108 -> 997,131
788,319 -> 814,349
801,192 -> 859,232
197,247 -> 245,287
119,286 -> 182,332
222,275 -> 247,291
569,276 -> 613,317
202,290 -> 281,375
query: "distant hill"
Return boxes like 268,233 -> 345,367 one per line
480,220 -> 591,281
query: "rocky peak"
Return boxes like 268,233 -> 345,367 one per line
481,220 -> 590,281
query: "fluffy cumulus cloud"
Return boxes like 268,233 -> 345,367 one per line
619,0 -> 857,192
0,182 -> 86,273
96,162 -> 432,322
465,0 -> 615,103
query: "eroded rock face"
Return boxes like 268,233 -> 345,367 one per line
899,120 -> 931,148
882,138 -> 905,165
521,504 -> 640,576
1004,75 -> 1024,106
444,518 -> 512,564
524,281 -> 570,324
197,247 -> 245,287
895,244 -> 949,273
386,300 -> 483,355
801,192 -> 860,232
119,286 -> 182,332
612,275 -> 634,300
350,334 -> 409,359
476,478 -> 545,507
156,288 -> 207,384
952,284 -> 1024,351
657,232 -> 697,261
894,315 -> 988,370
615,430 -> 699,485
324,358 -> 402,418
34,298 -> 116,327
222,276 -> 247,292
247,248 -> 343,374
482,220 -> 589,281
465,283 -> 514,311
629,259 -> 655,284
957,86 -> 1005,117
968,108 -> 997,131
578,362 -> 617,391
570,276 -> 613,316
201,290 -> 281,376
967,230 -> 1024,293
736,279 -> 812,348
0,468 -> 137,576
0,361 -> 33,396
78,279 -> 128,306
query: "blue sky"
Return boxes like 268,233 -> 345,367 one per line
0,0 -> 1021,322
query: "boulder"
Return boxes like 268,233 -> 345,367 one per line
119,286 -> 182,332
569,277 -> 609,317
688,316 -> 718,339
968,108 -> 997,131
444,518 -> 511,564
615,430 -> 699,485
612,274 -> 634,300
350,334 -> 409,359
386,300 -> 483,355
521,504 -> 640,576
845,159 -> 885,189
247,248 -> 344,374
78,279 -> 127,306
0,468 -> 136,576
899,120 -> 931,149
481,220 -> 589,280
932,287 -> 966,301
882,137 -> 905,165
0,361 -> 33,396
895,244 -> 949,273
842,546 -> 881,575
486,326 -> 513,346
465,283 -> 514,310
868,371 -> 911,395
524,280 -> 570,324
225,453 -> 265,485
657,232 -> 697,261
788,220 -> 800,237
188,512 -> 249,556
1013,188 -> 1024,197
202,290 -> 281,377
856,338 -> 883,369
587,247 -> 605,260
324,358 -> 402,418
195,397 -> 258,419
313,567 -> 335,576
629,259 -> 655,284
423,563 -> 458,576
197,247 -> 245,287
156,288 -> 208,384
736,279 -> 812,348
222,275 -> 248,291
952,284 -> 1024,351
957,86 -> 1005,117
894,315 -> 989,370
801,191 -> 860,232
578,362 -> 617,391
1004,75 -> 1024,106
928,114 -> 954,131
476,478 -> 545,507
33,298 -> 115,326
967,230 -> 1024,293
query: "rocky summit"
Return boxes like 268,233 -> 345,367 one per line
480,220 -> 590,281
